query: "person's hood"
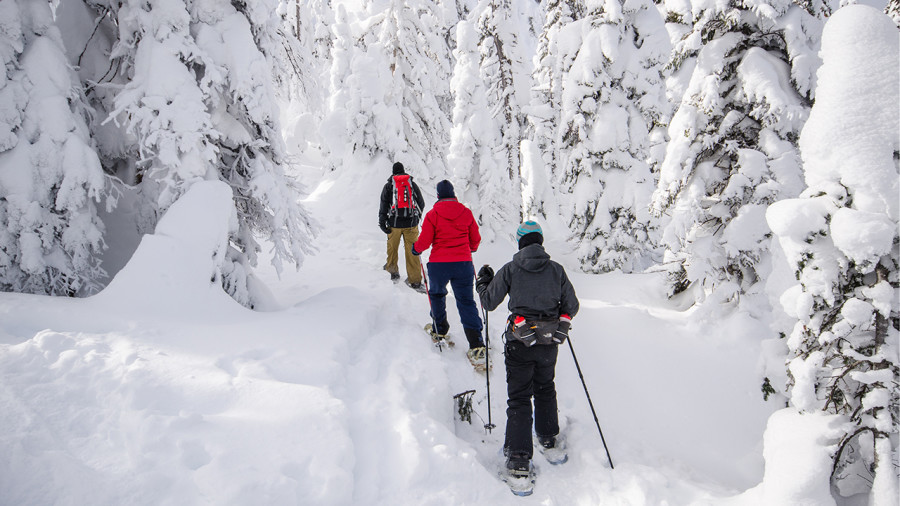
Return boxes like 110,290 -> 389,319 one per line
433,198 -> 467,221
512,243 -> 550,273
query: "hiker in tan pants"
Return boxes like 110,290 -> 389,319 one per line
378,161 -> 426,292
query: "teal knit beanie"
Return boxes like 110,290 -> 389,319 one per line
516,221 -> 543,241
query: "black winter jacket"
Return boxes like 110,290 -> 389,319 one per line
480,244 -> 579,320
378,174 -> 425,229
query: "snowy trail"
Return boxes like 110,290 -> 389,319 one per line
0,168 -> 778,505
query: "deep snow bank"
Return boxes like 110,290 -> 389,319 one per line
92,180 -> 242,317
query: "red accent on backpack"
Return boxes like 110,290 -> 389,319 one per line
390,175 -> 418,221
393,175 -> 413,210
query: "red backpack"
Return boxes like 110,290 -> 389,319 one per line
390,174 -> 419,219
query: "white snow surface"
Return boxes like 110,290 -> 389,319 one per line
1,163 -> 787,504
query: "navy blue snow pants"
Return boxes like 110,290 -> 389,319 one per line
426,261 -> 483,348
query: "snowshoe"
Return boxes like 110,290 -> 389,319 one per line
389,272 -> 400,283
500,455 -> 535,496
537,435 -> 567,465
405,280 -> 427,293
466,346 -> 489,373
424,323 -> 455,349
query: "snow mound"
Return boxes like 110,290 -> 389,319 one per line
93,180 -> 242,317
733,409 -> 843,506
799,4 -> 899,220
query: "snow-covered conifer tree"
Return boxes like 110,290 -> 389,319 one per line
0,0 -> 108,296
523,0 -> 585,220
320,4 -> 358,167
88,0 -> 314,306
766,6 -> 898,501
472,0 -> 527,237
887,0 -> 900,26
447,20 -> 503,240
322,0 -> 453,176
275,0 -> 334,153
650,0 -> 828,299
557,0 -> 670,273
379,0 -> 453,173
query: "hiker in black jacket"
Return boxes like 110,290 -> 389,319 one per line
378,162 -> 426,291
476,220 -> 579,477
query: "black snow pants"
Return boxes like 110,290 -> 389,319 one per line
503,339 -> 560,459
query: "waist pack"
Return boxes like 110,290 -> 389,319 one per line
506,315 -> 571,346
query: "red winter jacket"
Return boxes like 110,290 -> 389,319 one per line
413,198 -> 481,262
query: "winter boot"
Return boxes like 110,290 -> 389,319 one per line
506,453 -> 531,477
502,452 -> 535,496
537,434 -> 567,465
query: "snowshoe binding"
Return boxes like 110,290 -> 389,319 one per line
466,346 -> 489,373
537,435 -> 568,465
501,454 -> 535,496
424,323 -> 455,349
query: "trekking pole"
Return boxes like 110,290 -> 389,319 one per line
480,304 -> 496,433
420,262 -> 443,352
567,336 -> 614,469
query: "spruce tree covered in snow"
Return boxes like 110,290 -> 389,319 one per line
766,6 -> 898,501
557,0 -> 670,273
274,0 -> 334,150
0,0 -> 108,296
651,0 -> 827,298
89,0 -> 314,305
523,0 -> 585,220
472,0 -> 527,237
380,0 -> 453,173
447,20 -> 503,239
888,0 -> 900,26
322,0 -> 453,174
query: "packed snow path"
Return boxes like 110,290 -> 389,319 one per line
0,172 -> 777,505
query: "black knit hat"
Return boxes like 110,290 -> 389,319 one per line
436,180 -> 455,199
392,162 -> 405,175
518,232 -> 544,250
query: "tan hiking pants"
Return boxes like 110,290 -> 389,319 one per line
384,227 -> 422,283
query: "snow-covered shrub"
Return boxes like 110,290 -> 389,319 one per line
766,5 -> 898,501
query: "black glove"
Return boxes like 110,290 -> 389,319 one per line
380,221 -> 391,234
411,245 -> 421,256
475,265 -> 493,294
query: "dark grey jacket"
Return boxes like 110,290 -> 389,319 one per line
480,244 -> 579,320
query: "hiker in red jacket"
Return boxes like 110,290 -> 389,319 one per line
412,180 -> 485,367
